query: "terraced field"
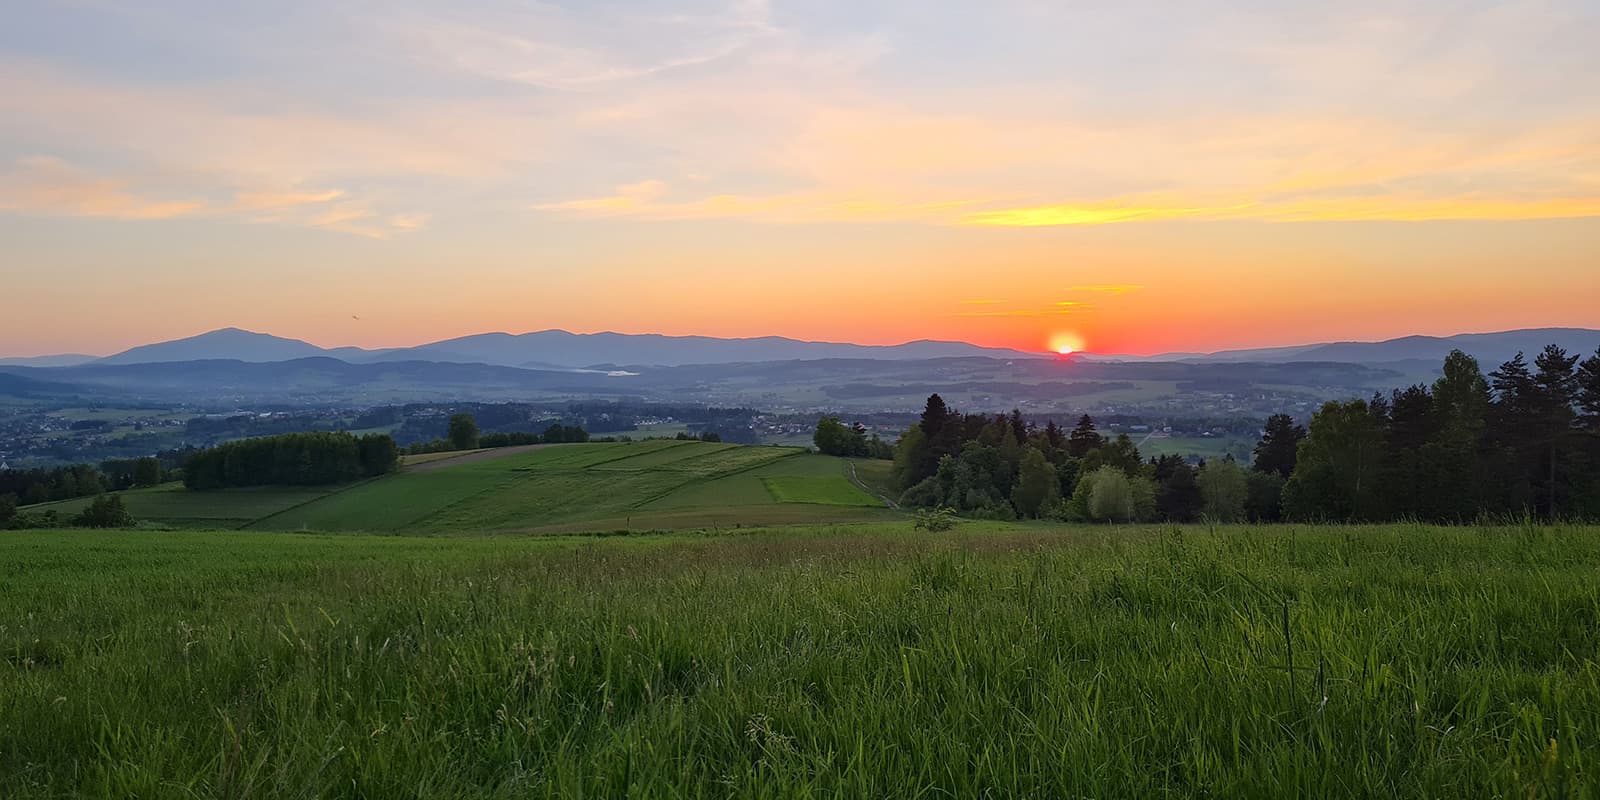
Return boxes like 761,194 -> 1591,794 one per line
54,441 -> 895,533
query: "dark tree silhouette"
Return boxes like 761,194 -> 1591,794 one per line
1251,414 -> 1305,478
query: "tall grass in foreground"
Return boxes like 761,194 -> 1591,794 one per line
2,523 -> 1598,797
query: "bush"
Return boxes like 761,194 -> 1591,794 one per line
73,494 -> 134,528
899,477 -> 945,509
1085,466 -> 1133,522
912,507 -> 959,532
448,414 -> 480,450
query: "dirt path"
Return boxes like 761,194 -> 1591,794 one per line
846,460 -> 899,509
404,444 -> 554,472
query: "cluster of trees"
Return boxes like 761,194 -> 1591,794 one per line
404,415 -> 591,454
1279,346 -> 1600,521
184,432 -> 400,490
890,395 -> 1269,522
674,431 -> 723,443
812,417 -> 894,458
892,344 -> 1600,523
100,457 -> 169,490
0,464 -> 107,506
2,492 -> 135,530
892,396 -> 1120,519
378,401 -> 758,446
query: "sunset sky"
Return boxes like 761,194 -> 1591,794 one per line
2,0 -> 1598,358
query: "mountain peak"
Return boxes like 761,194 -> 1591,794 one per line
98,328 -> 329,365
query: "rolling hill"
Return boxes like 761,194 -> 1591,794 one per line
31,441 -> 894,533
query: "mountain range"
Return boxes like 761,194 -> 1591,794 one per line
82,328 -> 1045,369
1111,327 -> 1600,367
5,326 -> 1598,372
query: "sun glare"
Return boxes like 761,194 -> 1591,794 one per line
1049,333 -> 1084,356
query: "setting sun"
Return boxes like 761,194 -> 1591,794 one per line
1049,333 -> 1085,355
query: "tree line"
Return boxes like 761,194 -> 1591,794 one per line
886,344 -> 1600,523
404,414 -> 591,454
184,432 -> 400,490
1280,345 -> 1600,521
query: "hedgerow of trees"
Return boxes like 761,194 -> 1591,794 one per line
406,418 -> 590,454
184,432 -> 400,490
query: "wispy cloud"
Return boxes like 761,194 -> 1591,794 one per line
1068,285 -> 1143,295
965,194 -> 1600,227
234,188 -> 345,211
5,0 -> 1600,239
0,157 -> 205,220
0,156 -> 424,238
965,202 -> 1252,227
535,180 -> 985,223
376,0 -> 778,91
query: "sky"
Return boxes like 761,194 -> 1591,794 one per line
2,0 -> 1598,358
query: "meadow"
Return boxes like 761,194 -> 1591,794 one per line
3,522 -> 1597,797
29,441 -> 892,533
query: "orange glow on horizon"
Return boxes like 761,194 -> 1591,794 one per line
1049,332 -> 1085,356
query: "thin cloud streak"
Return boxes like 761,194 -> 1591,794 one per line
0,157 -> 205,220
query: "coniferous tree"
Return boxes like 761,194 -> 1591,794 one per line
916,394 -> 962,483
1154,458 -> 1202,522
1490,352 -> 1540,514
1067,415 -> 1104,458
1578,349 -> 1600,430
1043,419 -> 1064,449
1531,345 -> 1580,518
1380,385 -> 1437,519
1008,409 -> 1028,445
1252,414 -> 1304,478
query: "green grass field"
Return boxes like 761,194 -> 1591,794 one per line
65,442 -> 888,533
3,523 -> 1597,797
1139,434 -> 1256,462
28,483 -> 339,529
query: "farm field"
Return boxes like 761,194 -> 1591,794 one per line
48,442 -> 891,533
24,483 -> 339,529
1136,434 -> 1255,462
3,523 -> 1597,797
399,449 -> 486,466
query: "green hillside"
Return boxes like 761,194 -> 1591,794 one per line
39,441 -> 894,533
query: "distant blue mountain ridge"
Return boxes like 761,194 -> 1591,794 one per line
15,326 -> 1600,370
